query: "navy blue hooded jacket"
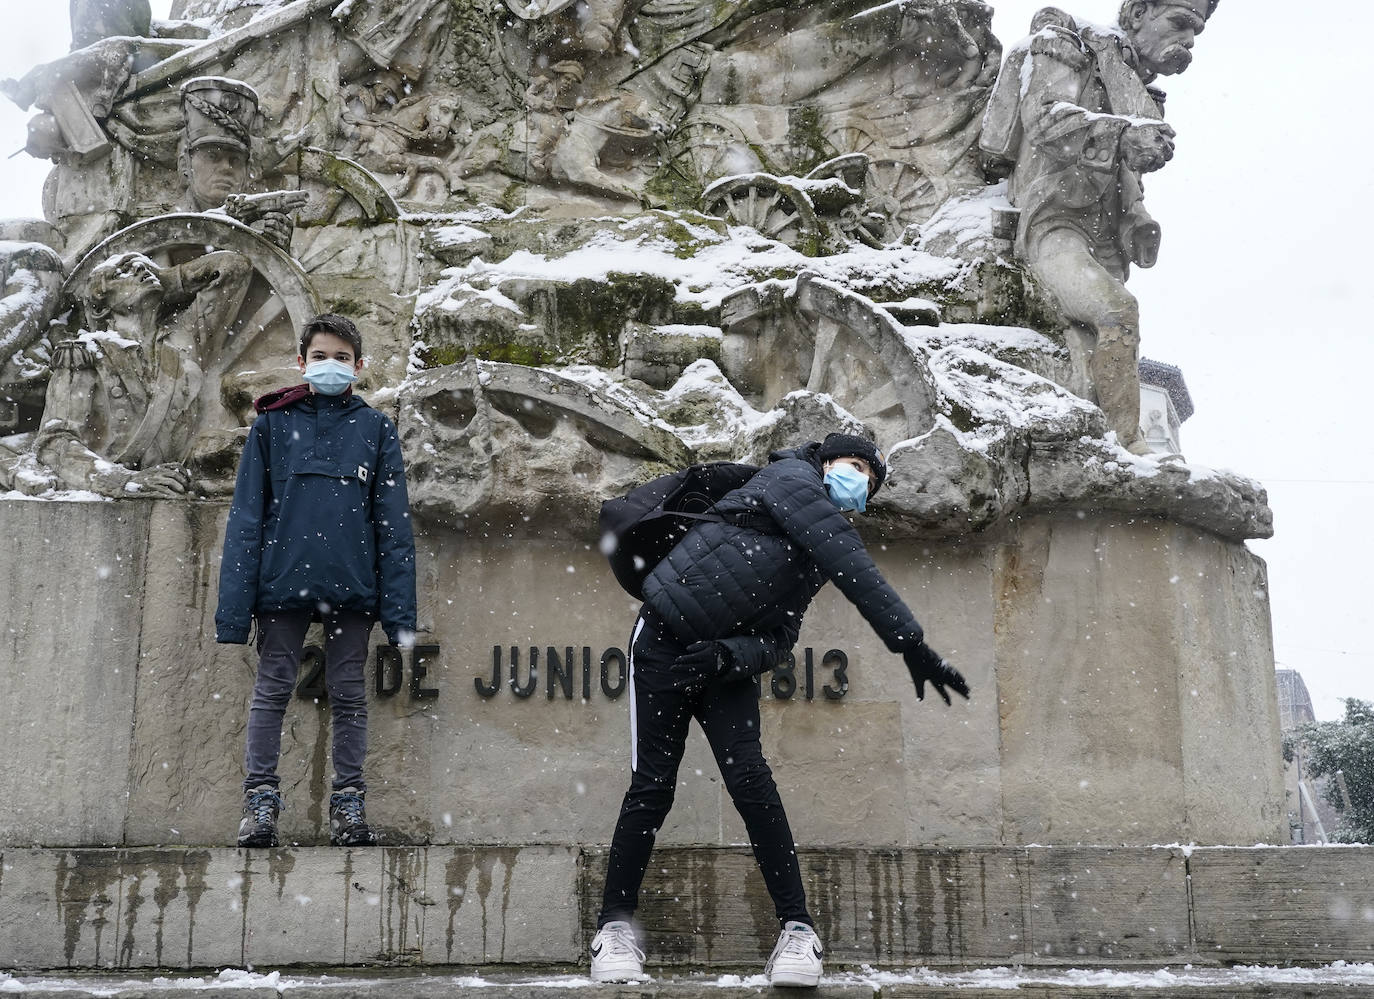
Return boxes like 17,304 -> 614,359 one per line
215,385 -> 417,645
641,442 -> 924,675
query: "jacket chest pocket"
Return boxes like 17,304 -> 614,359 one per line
291,449 -> 377,484
337,463 -> 377,503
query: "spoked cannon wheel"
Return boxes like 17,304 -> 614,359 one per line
658,112 -> 757,201
701,174 -> 820,253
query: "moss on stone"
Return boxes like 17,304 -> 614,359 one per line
323,297 -> 371,319
643,162 -> 704,211
416,264 -> 700,371
415,340 -> 555,369
722,65 -> 740,105
660,396 -> 725,428
499,182 -> 527,213
944,401 -> 978,434
653,214 -> 721,259
784,104 -> 827,175
670,299 -> 718,327
973,264 -> 1064,332
550,272 -> 677,363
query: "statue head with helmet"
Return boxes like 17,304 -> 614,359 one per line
1118,0 -> 1218,78
178,76 -> 261,211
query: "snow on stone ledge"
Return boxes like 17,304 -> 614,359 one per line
412,212 -> 962,317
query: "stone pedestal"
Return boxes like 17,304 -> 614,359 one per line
0,498 -> 1284,850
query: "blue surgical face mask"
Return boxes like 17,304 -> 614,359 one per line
824,462 -> 870,512
303,358 -> 358,396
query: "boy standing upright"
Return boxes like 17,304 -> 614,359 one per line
591,433 -> 969,987
215,314 -> 416,848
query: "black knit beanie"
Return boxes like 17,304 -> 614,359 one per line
816,433 -> 887,494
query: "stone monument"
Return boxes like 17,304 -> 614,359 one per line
0,0 -> 1295,975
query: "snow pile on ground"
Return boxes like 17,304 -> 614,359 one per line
845,961 -> 1374,988
6,963 -> 1374,993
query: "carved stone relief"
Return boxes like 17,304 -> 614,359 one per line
70,0 -> 155,51
0,224 -> 66,433
0,0 -> 1264,539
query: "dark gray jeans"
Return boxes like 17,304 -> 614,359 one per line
243,609 -> 373,794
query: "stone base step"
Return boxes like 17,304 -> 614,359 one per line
6,845 -> 1374,972
4,967 -> 1374,998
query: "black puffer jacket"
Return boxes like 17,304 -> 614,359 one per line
642,443 -> 925,674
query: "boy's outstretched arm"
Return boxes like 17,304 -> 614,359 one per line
215,421 -> 270,644
373,419 -> 417,648
759,460 -> 969,703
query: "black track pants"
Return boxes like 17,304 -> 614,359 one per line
598,608 -> 812,929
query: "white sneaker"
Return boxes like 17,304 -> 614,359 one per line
590,920 -> 648,983
766,921 -> 823,987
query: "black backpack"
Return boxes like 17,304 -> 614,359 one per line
599,462 -> 761,599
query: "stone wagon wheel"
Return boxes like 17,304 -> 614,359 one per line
820,120 -> 939,243
701,174 -> 820,252
400,359 -> 691,515
822,121 -> 882,160
721,274 -> 936,446
659,112 -> 757,199
65,213 -> 322,431
480,362 -> 689,464
866,159 -> 940,241
805,153 -> 886,248
404,360 -> 690,464
65,213 -> 321,370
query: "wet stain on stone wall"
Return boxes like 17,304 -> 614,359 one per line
266,849 -> 297,901
54,850 -> 120,968
442,846 -> 519,963
179,850 -> 211,968
381,848 -> 428,962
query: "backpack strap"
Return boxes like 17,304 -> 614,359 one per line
643,506 -> 777,535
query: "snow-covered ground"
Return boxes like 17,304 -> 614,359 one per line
6,963 -> 1374,993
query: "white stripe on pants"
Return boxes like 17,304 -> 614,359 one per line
627,613 -> 646,773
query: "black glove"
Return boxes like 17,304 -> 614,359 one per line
903,642 -> 970,705
673,640 -> 729,678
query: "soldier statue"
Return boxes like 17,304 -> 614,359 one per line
179,77 -> 299,250
32,248 -> 252,498
981,0 -> 1217,455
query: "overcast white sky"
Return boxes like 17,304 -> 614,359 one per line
0,0 -> 1369,720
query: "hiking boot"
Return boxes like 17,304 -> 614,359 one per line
237,784 -> 281,848
766,921 -> 823,987
589,920 -> 648,983
329,787 -> 378,846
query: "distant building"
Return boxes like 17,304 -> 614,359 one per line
1138,358 -> 1193,458
1277,668 -> 1338,843
1276,668 -> 1317,728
